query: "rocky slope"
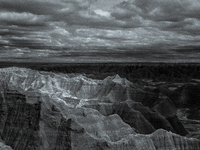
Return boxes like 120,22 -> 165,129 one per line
0,67 -> 200,149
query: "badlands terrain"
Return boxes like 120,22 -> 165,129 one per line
1,63 -> 200,149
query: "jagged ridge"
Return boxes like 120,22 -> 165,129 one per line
0,67 -> 200,150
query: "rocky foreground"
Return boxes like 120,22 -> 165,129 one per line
0,67 -> 200,150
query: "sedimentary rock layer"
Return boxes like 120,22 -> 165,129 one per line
0,67 -> 199,149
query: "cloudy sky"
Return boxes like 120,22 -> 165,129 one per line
0,0 -> 200,62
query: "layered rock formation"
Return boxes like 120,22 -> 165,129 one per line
0,67 -> 200,149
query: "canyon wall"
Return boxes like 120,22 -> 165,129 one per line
0,67 -> 200,149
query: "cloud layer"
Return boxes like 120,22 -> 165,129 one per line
0,0 -> 200,62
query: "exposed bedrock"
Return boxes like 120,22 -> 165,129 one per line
83,100 -> 188,136
168,83 -> 200,121
112,102 -> 155,134
0,142 -> 13,150
187,108 -> 200,120
0,88 -> 136,149
150,129 -> 200,150
170,84 -> 200,108
0,67 -> 200,150
151,98 -> 177,117
166,115 -> 188,136
0,90 -> 41,150
126,101 -> 176,132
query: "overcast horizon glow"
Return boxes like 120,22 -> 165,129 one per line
0,0 -> 200,63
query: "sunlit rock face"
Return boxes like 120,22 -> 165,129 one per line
0,142 -> 13,150
0,67 -> 200,150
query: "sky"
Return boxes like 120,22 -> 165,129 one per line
0,0 -> 200,63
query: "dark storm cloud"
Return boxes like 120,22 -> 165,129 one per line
112,0 -> 200,21
0,28 -> 28,37
0,0 -> 124,51
0,0 -> 112,28
173,45 -> 200,53
1,0 -> 200,36
0,23 -> 52,50
0,0 -> 200,62
8,38 -> 48,49
0,0 -> 63,15
111,0 -> 200,32
0,12 -> 47,27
